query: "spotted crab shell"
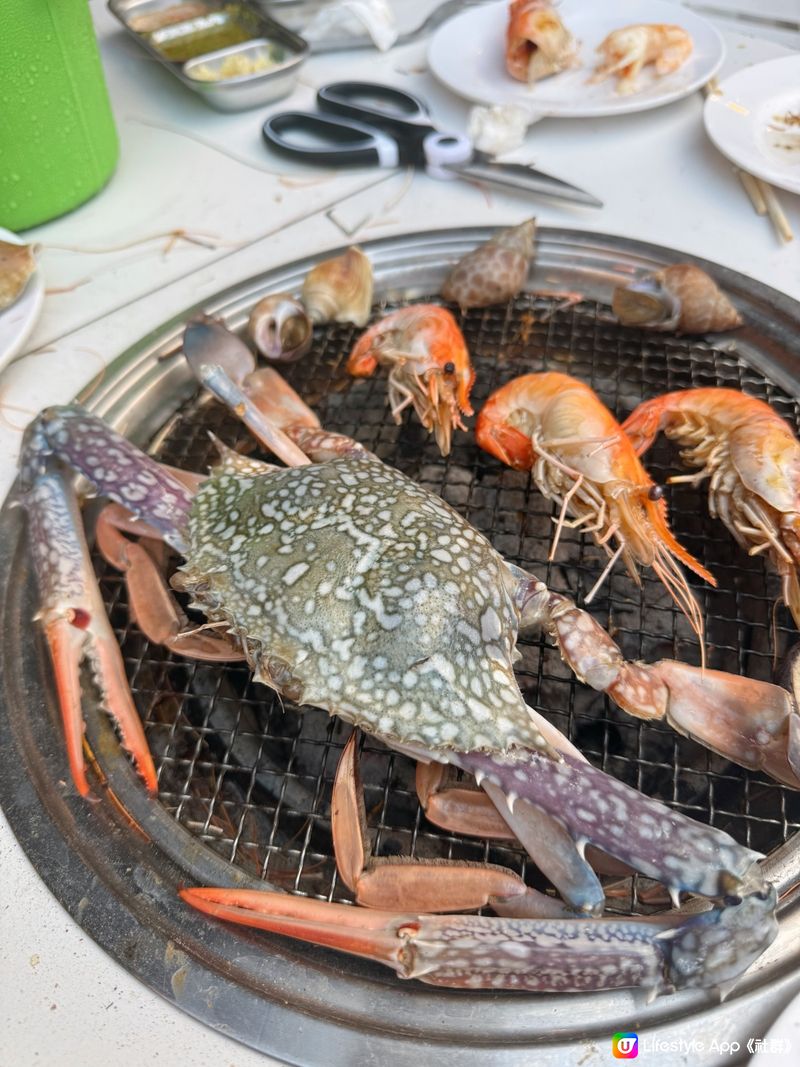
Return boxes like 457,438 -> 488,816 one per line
0,240 -> 38,311
441,219 -> 537,310
248,293 -> 312,363
301,246 -> 373,327
612,264 -> 743,334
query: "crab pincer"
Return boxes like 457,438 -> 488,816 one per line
19,409 -> 195,795
180,879 -> 776,996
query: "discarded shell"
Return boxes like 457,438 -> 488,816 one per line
612,264 -> 743,334
301,246 -> 373,326
441,219 -> 537,310
0,240 -> 38,311
248,293 -> 312,363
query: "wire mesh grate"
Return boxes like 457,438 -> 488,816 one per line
96,292 -> 800,917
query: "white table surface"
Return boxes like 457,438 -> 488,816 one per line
2,2 -> 799,1065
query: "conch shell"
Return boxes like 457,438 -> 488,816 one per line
301,246 -> 373,327
0,240 -> 38,311
612,264 -> 743,334
248,293 -> 312,363
442,219 -> 536,309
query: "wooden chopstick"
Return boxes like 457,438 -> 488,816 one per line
756,178 -> 794,243
735,168 -> 767,215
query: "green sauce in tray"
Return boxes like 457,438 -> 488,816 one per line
148,4 -> 262,62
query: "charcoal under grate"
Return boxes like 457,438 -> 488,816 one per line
95,290 -> 800,917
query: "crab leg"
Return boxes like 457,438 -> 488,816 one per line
20,406 -> 200,794
180,882 -> 777,995
95,505 -> 246,663
455,747 -> 765,903
182,316 -> 311,467
334,735 -> 568,918
517,574 -> 800,787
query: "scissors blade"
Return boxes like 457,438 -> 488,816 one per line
451,158 -> 603,208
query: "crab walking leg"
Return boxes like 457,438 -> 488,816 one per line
180,884 -> 778,995
24,472 -> 157,796
20,406 -> 198,793
333,735 -> 569,918
95,505 -> 247,663
518,575 -> 800,787
332,734 -> 571,917
457,748 -> 765,902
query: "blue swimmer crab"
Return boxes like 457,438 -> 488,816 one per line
19,357 -> 796,996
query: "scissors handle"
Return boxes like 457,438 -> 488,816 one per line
317,81 -> 436,141
316,81 -> 473,176
262,112 -> 400,168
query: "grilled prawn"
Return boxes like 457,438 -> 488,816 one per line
592,24 -> 693,95
346,305 -> 475,456
476,371 -> 715,641
505,0 -> 578,84
623,388 -> 800,627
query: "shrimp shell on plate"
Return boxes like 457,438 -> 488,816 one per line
591,24 -> 693,95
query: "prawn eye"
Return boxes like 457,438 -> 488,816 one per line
648,485 -> 664,501
443,361 -> 455,375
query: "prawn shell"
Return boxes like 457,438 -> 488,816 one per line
301,246 -> 373,327
442,219 -> 537,310
248,293 -> 312,363
0,240 -> 39,311
506,0 -> 578,84
613,264 -> 743,334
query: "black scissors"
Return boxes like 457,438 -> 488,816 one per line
262,82 -> 602,208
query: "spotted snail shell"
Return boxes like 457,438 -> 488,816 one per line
441,218 -> 537,310
0,240 -> 38,311
612,264 -> 743,334
301,246 -> 373,327
248,293 -> 312,363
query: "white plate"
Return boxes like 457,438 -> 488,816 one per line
428,0 -> 724,118
704,55 -> 800,198
0,227 -> 44,372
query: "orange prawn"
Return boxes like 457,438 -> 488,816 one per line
505,0 -> 578,84
623,388 -> 800,627
347,305 -> 475,457
476,372 -> 715,642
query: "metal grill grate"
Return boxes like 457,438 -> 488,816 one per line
96,292 -> 800,918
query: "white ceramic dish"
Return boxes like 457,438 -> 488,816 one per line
428,0 -> 725,119
0,227 -> 44,372
704,54 -> 800,198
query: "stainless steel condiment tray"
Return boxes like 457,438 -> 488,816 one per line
108,0 -> 308,111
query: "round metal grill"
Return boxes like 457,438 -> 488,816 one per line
3,229 -> 799,1065
96,290 -> 800,914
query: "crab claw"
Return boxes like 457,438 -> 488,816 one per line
180,882 -> 777,995
25,471 -> 157,796
182,318 -> 312,468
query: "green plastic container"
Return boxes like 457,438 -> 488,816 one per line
0,0 -> 119,231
